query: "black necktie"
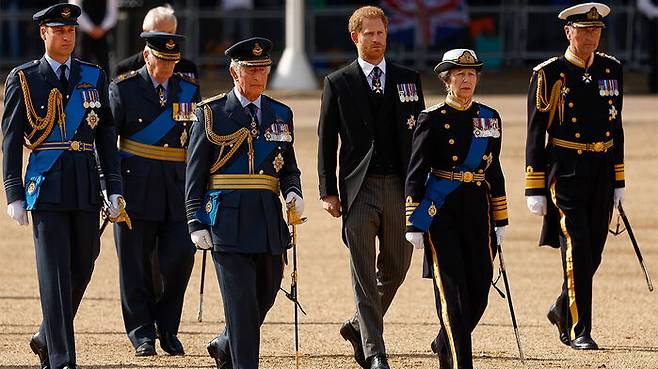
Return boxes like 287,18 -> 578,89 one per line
58,64 -> 68,92
157,84 -> 166,107
371,66 -> 383,94
247,103 -> 259,137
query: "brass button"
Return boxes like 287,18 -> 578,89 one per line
609,116 -> 613,121
441,110 -> 447,114
138,118 -> 143,123
444,123 -> 450,129
482,154 -> 488,160
606,68 -> 610,74
476,181 -> 482,186
605,131 -> 611,137
571,117 -> 577,123
577,149 -> 583,155
164,143 -> 169,148
560,73 -> 565,77
568,102 -> 574,108
478,169 -> 484,173
259,170 -> 264,174
448,139 -> 455,145
575,132 -> 581,138
452,155 -> 458,161
608,100 -> 613,105
462,172 -> 474,182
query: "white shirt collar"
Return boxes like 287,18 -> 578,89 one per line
357,57 -> 386,78
43,53 -> 72,76
233,86 -> 262,110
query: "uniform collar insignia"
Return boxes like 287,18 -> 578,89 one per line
565,48 -> 594,69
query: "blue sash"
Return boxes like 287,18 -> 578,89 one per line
120,79 -> 197,157
23,64 -> 100,210
409,105 -> 494,231
196,99 -> 289,225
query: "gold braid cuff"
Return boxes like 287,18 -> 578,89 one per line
535,69 -> 564,129
203,105 -> 255,174
18,70 -> 66,149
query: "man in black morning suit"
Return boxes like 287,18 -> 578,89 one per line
186,37 -> 304,369
317,6 -> 425,369
1,4 -> 124,369
109,32 -> 200,357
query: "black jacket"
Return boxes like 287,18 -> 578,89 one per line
317,60 -> 425,214
109,66 -> 200,221
2,57 -> 121,211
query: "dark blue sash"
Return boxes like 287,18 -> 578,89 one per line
196,99 -> 290,225
23,64 -> 100,210
409,104 -> 494,231
120,79 -> 197,157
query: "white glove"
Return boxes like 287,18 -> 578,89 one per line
191,229 -> 212,250
405,232 -> 425,250
495,226 -> 507,245
108,194 -> 125,218
526,195 -> 547,216
7,200 -> 28,226
285,192 -> 304,218
613,188 -> 625,209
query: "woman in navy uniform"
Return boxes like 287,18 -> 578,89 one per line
525,3 -> 625,350
109,32 -> 200,357
1,4 -> 124,369
404,49 -> 508,369
185,37 -> 303,369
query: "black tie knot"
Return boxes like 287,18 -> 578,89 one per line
58,64 -> 68,92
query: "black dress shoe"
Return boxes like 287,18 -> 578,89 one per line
135,340 -> 156,356
546,306 -> 570,346
430,335 -> 450,369
159,332 -> 185,355
29,332 -> 49,369
339,321 -> 367,368
570,335 -> 599,350
207,336 -> 233,369
368,354 -> 390,369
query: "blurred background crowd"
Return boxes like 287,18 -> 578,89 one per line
1,0 -> 658,92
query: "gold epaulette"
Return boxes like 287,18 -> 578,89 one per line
198,93 -> 226,107
596,52 -> 621,64
75,58 -> 102,69
525,166 -> 545,190
533,57 -> 559,72
175,72 -> 198,85
490,196 -> 508,222
422,102 -> 444,114
405,196 -> 419,226
115,70 -> 138,83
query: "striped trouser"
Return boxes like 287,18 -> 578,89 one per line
343,174 -> 413,359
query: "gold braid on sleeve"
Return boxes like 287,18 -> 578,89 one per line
203,105 -> 255,174
535,69 -> 564,130
18,70 -> 65,150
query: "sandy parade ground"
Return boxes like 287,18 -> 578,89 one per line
1,93 -> 658,369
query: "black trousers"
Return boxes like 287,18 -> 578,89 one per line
213,251 -> 283,369
425,185 -> 495,369
549,155 -> 614,340
114,219 -> 195,348
31,210 -> 100,369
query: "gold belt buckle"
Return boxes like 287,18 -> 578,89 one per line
592,142 -> 605,152
69,141 -> 82,151
462,171 -> 474,183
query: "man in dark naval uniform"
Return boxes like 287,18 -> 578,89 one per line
317,6 -> 425,369
1,4 -> 125,369
109,32 -> 200,357
114,5 -> 198,80
186,37 -> 303,369
525,2 -> 625,351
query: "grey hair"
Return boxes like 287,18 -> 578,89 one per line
229,60 -> 271,77
143,5 -> 177,32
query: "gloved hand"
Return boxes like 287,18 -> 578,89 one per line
526,195 -> 547,216
405,232 -> 425,250
285,192 -> 304,218
495,226 -> 507,245
108,194 -> 125,218
7,200 -> 28,226
191,229 -> 212,250
614,188 -> 625,209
